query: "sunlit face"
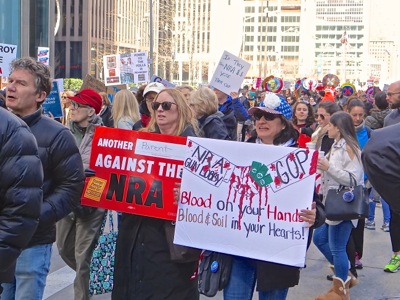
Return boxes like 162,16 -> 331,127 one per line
316,107 -> 331,127
254,111 -> 285,144
61,93 -> 71,107
327,122 -> 341,140
295,103 -> 309,123
153,92 -> 179,133
348,106 -> 365,126
387,82 -> 400,109
6,69 -> 46,117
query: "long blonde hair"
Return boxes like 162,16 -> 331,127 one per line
111,90 -> 140,125
143,88 -> 199,136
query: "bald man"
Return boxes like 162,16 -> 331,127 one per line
384,80 -> 400,126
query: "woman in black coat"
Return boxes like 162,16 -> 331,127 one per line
112,89 -> 200,300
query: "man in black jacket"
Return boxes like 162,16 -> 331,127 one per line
0,108 -> 43,295
2,57 -> 85,299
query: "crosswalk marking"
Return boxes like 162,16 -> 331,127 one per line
43,266 -> 75,299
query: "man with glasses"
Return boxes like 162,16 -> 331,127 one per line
3,57 -> 85,299
56,88 -> 106,300
384,80 -> 400,126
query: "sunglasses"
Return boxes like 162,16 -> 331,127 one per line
61,96 -> 67,99
253,110 -> 280,121
151,101 -> 177,111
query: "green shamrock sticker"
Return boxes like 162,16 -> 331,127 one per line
250,161 -> 273,187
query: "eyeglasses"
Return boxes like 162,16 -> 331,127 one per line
387,92 -> 400,97
151,101 -> 177,111
71,101 -> 90,110
253,110 -> 280,121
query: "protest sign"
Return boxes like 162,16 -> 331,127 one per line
132,52 -> 149,83
81,127 -> 188,221
81,74 -> 107,93
103,54 -> 121,85
37,47 -> 50,66
42,80 -> 63,118
150,74 -> 175,87
0,43 -> 17,76
174,137 -> 319,267
104,52 -> 150,86
209,50 -> 250,95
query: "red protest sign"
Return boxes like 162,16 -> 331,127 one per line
81,127 -> 187,221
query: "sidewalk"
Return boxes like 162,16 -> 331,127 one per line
201,207 -> 398,300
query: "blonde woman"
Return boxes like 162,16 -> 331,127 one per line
111,89 -> 140,129
61,90 -> 75,126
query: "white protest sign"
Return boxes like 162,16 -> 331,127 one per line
0,43 -> 18,76
175,137 -> 319,267
37,47 -> 50,66
103,54 -> 121,86
209,50 -> 250,95
133,52 -> 149,83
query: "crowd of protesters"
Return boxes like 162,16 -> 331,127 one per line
1,56 -> 400,300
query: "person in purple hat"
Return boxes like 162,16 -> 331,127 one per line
56,88 -> 106,300
222,92 -> 325,300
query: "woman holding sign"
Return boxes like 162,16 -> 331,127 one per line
222,93 -> 325,300
112,88 -> 201,300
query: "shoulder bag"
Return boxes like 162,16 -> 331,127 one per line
325,172 -> 369,221
89,211 -> 117,295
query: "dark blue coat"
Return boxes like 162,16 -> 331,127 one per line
21,109 -> 85,247
0,108 -> 43,282
199,111 -> 231,140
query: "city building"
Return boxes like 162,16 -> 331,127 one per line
0,0 -> 55,87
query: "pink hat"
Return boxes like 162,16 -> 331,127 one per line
68,89 -> 102,114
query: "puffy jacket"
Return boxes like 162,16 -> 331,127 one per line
365,109 -> 390,129
0,108 -> 43,282
21,109 -> 85,247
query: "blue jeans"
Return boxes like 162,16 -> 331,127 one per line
1,244 -> 52,300
313,221 -> 353,281
368,199 -> 391,224
223,257 -> 289,300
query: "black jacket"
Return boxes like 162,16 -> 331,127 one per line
198,111 -> 231,140
113,126 -> 199,300
21,109 -> 85,247
99,104 -> 114,128
0,108 -> 43,283
362,123 -> 400,213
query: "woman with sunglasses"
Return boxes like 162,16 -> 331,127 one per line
313,111 -> 364,300
311,101 -> 341,154
60,90 -> 74,126
223,93 -> 325,300
113,88 -> 201,300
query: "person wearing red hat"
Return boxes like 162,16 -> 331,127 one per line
56,88 -> 106,300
